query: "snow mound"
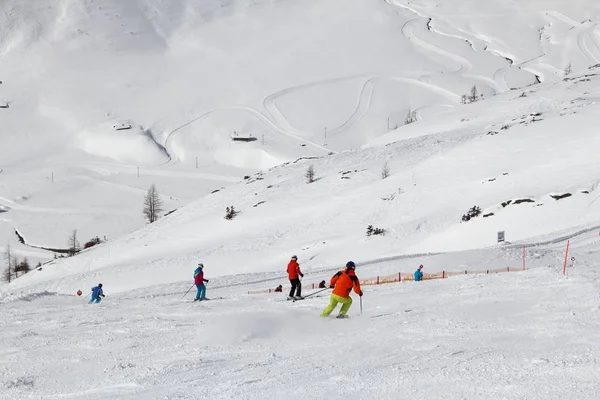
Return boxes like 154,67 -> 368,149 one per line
77,121 -> 169,165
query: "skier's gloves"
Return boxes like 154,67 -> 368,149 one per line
101,294 -> 106,297
330,285 -> 335,289
359,291 -> 363,297
205,279 -> 209,283
300,273 -> 304,278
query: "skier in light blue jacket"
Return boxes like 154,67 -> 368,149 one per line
414,265 -> 424,282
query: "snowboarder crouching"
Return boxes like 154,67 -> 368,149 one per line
194,263 -> 209,301
320,261 -> 362,318
275,285 -> 283,292
89,283 -> 105,304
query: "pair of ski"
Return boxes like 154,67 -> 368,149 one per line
192,297 -> 222,302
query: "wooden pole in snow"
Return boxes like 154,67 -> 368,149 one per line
562,240 -> 570,275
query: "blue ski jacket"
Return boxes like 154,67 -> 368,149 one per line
91,286 -> 103,298
414,270 -> 423,282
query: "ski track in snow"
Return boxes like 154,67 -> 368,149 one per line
164,105 -> 332,158
263,74 -> 375,139
545,11 -> 600,66
401,17 -> 470,74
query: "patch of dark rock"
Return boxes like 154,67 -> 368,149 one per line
483,213 -> 495,218
253,201 -> 266,208
513,198 -> 535,205
581,190 -> 589,194
550,193 -> 572,200
211,189 -> 220,194
501,200 -> 512,208
15,229 -> 25,244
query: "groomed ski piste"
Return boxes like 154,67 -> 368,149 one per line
1,0 -> 600,399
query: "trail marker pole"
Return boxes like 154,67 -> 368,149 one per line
562,240 -> 570,275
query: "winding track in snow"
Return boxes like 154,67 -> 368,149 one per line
402,17 -> 469,74
262,73 -> 374,143
388,0 -> 535,92
162,106 -> 332,162
545,11 -> 600,65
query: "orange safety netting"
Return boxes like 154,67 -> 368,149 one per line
247,266 -> 526,294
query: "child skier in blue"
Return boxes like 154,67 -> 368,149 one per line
414,265 -> 424,282
194,263 -> 209,301
89,283 -> 105,304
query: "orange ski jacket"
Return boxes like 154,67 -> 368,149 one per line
287,260 -> 302,280
330,269 -> 362,298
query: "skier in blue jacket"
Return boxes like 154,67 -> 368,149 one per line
414,265 -> 424,282
194,263 -> 209,301
89,283 -> 105,304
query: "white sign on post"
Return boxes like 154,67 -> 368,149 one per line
497,231 -> 505,243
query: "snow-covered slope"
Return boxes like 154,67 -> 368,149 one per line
2,1 -> 600,398
2,0 -> 600,263
2,246 -> 599,399
4,67 -> 600,295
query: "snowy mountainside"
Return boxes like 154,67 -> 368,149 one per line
2,0 -> 600,265
6,68 -> 600,294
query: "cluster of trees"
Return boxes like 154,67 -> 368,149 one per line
460,85 -> 482,105
462,205 -> 482,222
3,244 -> 35,283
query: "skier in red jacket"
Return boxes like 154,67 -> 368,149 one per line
287,255 -> 304,300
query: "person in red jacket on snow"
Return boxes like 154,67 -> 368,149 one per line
287,255 -> 304,300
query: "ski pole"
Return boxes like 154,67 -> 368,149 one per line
181,284 -> 195,300
302,287 -> 329,299
360,296 -> 363,315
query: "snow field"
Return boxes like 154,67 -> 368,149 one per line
1,256 -> 599,399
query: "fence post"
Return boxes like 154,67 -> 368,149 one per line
522,246 -> 526,270
399,272 -> 401,282
563,240 -> 570,275
486,270 -> 489,274
442,271 -> 445,279
377,276 -> 380,284
507,267 -> 510,272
